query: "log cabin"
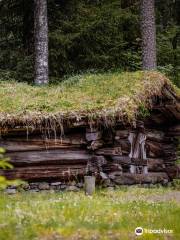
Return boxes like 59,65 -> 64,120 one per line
0,71 -> 179,186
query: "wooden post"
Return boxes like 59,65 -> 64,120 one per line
84,176 -> 95,195
143,166 -> 148,174
130,165 -> 136,174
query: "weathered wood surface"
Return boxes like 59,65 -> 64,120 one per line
165,104 -> 180,120
115,130 -> 129,139
128,132 -> 146,159
1,140 -> 85,152
0,110 -> 178,183
146,141 -> 176,158
110,172 -> 169,185
95,147 -> 122,156
146,130 -> 165,142
168,124 -> 180,136
1,167 -> 169,184
0,134 -> 87,152
0,165 -> 87,180
111,156 -> 165,171
114,140 -> 130,155
165,166 -> 179,179
7,149 -> 91,166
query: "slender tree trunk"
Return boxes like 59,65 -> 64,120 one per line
140,0 -> 157,70
34,0 -> 49,85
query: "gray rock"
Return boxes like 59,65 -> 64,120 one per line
29,183 -> 39,189
66,186 -> 79,192
60,184 -> 67,190
5,188 -> 16,195
76,182 -> 84,188
50,182 -> 62,186
38,182 -> 50,190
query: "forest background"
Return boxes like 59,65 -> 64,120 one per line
0,0 -> 179,86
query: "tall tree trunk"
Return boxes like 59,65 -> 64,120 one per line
34,0 -> 49,85
140,0 -> 157,70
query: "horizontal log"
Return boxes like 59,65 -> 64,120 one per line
0,127 -> 35,136
111,156 -> 148,165
149,112 -> 169,124
1,165 -> 87,180
147,158 -> 165,172
111,156 -> 131,165
0,135 -> 87,152
146,141 -> 164,157
111,156 -> 165,171
102,163 -> 123,173
146,130 -> 165,142
145,141 -> 176,158
95,147 -> 122,156
114,139 -> 130,154
112,172 -> 169,185
165,166 -> 179,179
168,124 -> 180,136
7,149 -> 91,166
1,166 -> 169,183
165,104 -> 180,120
115,130 -> 129,139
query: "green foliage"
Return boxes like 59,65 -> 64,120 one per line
138,104 -> 150,119
0,0 -> 179,86
0,148 -> 12,170
48,0 -> 141,78
0,147 -> 23,189
172,179 -> 180,191
0,148 -> 13,189
157,26 -> 180,87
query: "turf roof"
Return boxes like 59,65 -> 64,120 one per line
0,71 -> 178,129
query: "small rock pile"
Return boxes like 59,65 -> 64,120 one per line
5,181 -> 84,194
4,179 -> 172,195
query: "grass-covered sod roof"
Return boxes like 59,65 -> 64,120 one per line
0,71 -> 178,128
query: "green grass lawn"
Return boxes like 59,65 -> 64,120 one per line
0,187 -> 179,240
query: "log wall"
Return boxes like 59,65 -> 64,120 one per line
0,122 -> 179,185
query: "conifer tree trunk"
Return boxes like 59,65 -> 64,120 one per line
140,0 -> 157,70
34,0 -> 48,85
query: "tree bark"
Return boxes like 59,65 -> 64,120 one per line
34,0 -> 49,85
140,0 -> 157,70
